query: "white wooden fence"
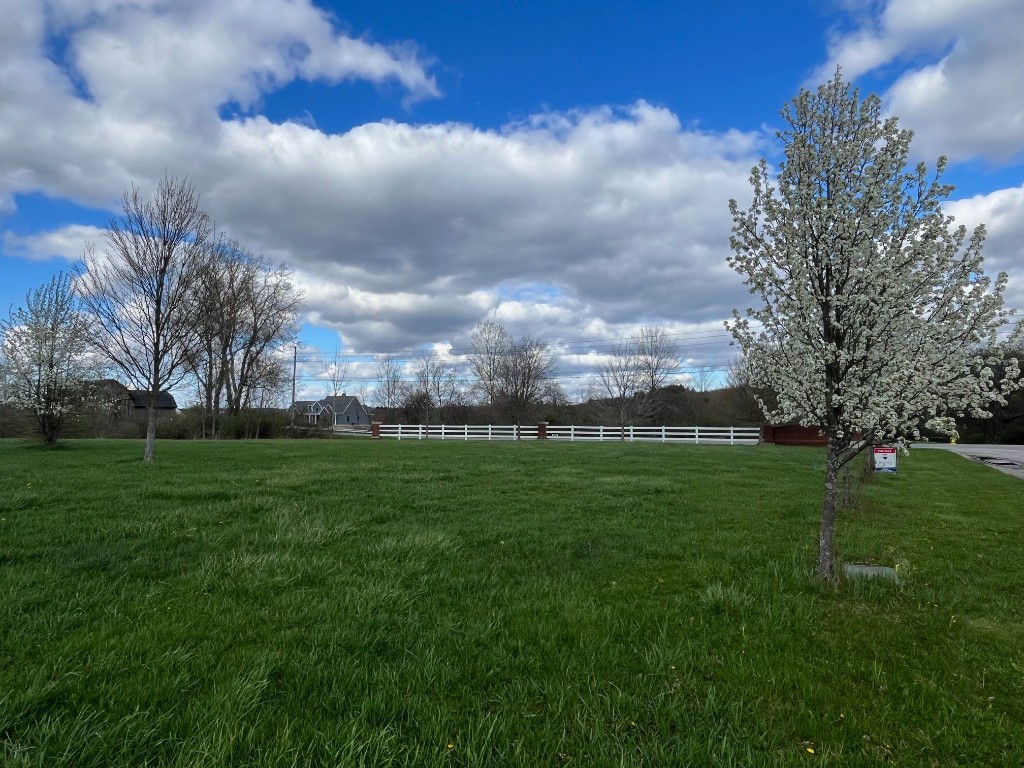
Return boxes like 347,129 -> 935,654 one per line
375,424 -> 760,445
546,425 -> 759,444
377,424 -> 537,441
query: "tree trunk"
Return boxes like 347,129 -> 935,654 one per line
144,406 -> 157,463
38,411 -> 61,445
816,436 -> 841,581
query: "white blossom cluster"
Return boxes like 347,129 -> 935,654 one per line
727,74 -> 1020,463
0,273 -> 93,442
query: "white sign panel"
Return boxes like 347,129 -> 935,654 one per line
873,446 -> 897,473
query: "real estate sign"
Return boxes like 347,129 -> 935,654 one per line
873,445 -> 898,473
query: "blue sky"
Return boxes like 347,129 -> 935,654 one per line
2,0 -> 1022,400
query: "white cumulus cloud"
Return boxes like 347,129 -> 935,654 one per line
817,0 -> 1024,163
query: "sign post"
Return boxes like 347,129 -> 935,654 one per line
873,445 -> 898,473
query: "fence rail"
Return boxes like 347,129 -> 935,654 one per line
546,425 -> 759,444
375,423 -> 760,444
377,424 -> 538,441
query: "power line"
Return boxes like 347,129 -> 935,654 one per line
292,331 -> 737,366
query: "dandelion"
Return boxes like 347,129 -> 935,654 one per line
447,743 -> 454,750
806,747 -> 815,754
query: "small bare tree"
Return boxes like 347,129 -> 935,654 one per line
374,354 -> 408,423
593,337 -> 646,436
77,174 -> 213,461
409,351 -> 440,425
467,323 -> 556,431
188,239 -> 302,437
691,365 -> 717,393
592,326 -> 680,431
412,349 -> 464,424
325,346 -> 351,398
467,320 -> 509,412
634,325 -> 680,396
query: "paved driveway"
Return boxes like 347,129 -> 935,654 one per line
913,443 -> 1024,481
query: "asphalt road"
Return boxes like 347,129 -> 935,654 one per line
913,442 -> 1024,481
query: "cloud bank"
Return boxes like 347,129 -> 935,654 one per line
1,0 -> 1021,378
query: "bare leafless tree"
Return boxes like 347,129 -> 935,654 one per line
499,335 -> 556,430
325,346 -> 350,398
468,321 -> 544,426
634,325 -> 680,394
691,365 -> 717,393
77,174 -> 213,461
593,337 -> 649,435
409,351 -> 440,425
467,320 -> 509,410
374,354 -> 408,423
589,326 -> 680,430
410,349 -> 464,425
188,238 -> 302,437
468,321 -> 556,431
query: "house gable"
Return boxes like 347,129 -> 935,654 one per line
291,395 -> 372,426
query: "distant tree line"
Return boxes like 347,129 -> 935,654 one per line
0,175 -> 302,457
368,322 -> 768,431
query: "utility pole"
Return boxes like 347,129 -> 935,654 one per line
290,344 -> 297,427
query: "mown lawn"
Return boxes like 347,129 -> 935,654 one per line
0,438 -> 1021,766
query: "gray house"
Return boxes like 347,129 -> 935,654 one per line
291,395 -> 373,427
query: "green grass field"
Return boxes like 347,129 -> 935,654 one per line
0,438 -> 1021,766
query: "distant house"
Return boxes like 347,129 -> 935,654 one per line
291,395 -> 373,428
88,379 -> 178,419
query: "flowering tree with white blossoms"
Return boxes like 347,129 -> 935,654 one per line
726,72 -> 1019,581
0,273 -> 94,444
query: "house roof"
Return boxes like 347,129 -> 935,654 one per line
127,390 -> 178,409
85,380 -> 176,409
320,395 -> 368,414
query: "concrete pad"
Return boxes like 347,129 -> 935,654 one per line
844,563 -> 899,583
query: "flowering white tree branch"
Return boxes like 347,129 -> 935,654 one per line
0,273 -> 94,444
726,71 -> 1020,581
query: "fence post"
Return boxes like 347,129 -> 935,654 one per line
661,426 -> 666,443
629,425 -> 634,442
488,424 -> 492,441
730,427 -> 734,445
537,422 -> 548,439
695,426 -> 700,445
371,422 -> 381,439
441,424 -> 446,441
